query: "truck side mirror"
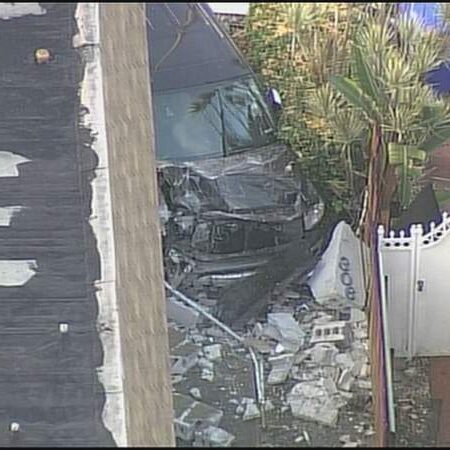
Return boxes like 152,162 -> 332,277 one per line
266,87 -> 282,110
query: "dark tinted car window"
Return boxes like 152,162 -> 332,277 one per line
153,76 -> 277,161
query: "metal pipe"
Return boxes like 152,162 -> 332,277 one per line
376,227 -> 396,434
164,282 -> 266,427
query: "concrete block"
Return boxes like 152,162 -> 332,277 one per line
310,321 -> 353,347
173,394 -> 223,442
242,402 -> 261,421
201,368 -> 214,382
338,369 -> 355,392
290,398 -> 339,427
204,344 -> 222,361
193,426 -> 235,447
171,353 -> 198,376
310,343 -> 339,365
267,313 -> 305,351
268,354 -> 294,385
190,388 -> 202,400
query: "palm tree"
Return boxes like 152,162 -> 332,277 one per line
243,3 -> 450,222
328,8 -> 450,215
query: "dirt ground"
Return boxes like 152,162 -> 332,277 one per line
391,357 -> 437,447
170,268 -> 377,448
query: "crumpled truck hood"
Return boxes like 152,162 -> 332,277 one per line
158,143 -> 306,222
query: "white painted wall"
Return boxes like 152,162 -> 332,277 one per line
379,213 -> 450,357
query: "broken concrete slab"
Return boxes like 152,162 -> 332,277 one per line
267,313 -> 305,351
190,387 -> 202,400
244,337 -> 273,354
338,369 -> 355,392
197,358 -> 214,370
167,296 -> 201,328
242,402 -> 261,421
340,434 -> 352,443
310,343 -> 339,366
268,353 -> 294,385
204,344 -> 222,361
201,368 -> 214,382
313,313 -> 335,325
173,393 -> 224,442
261,323 -> 284,341
321,366 -> 341,383
350,308 -> 366,323
293,351 -> 310,365
172,374 -> 184,385
322,377 -> 338,396
353,327 -> 368,340
191,333 -> 207,344
193,426 -> 235,447
171,348 -> 199,376
287,381 -> 328,403
335,352 -> 355,370
343,441 -> 359,447
356,379 -> 372,390
290,397 -> 339,427
168,326 -> 186,348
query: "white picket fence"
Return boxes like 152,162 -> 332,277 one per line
378,212 -> 450,358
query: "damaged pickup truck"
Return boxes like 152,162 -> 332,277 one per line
147,3 -> 331,323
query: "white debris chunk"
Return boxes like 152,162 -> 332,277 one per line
268,354 -> 294,385
338,369 -> 355,392
290,397 -> 339,427
194,426 -> 235,447
190,388 -> 202,400
242,402 -> 261,421
198,358 -> 214,370
204,344 -> 222,361
286,380 -> 345,427
201,368 -> 214,382
310,343 -> 339,365
267,313 -> 305,352
0,3 -> 46,20
171,353 -> 199,376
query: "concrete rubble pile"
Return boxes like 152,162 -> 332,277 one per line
166,221 -> 374,446
167,224 -> 374,447
246,299 -> 372,429
168,317 -> 238,446
167,286 -> 373,446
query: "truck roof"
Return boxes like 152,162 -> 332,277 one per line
146,3 -> 252,93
